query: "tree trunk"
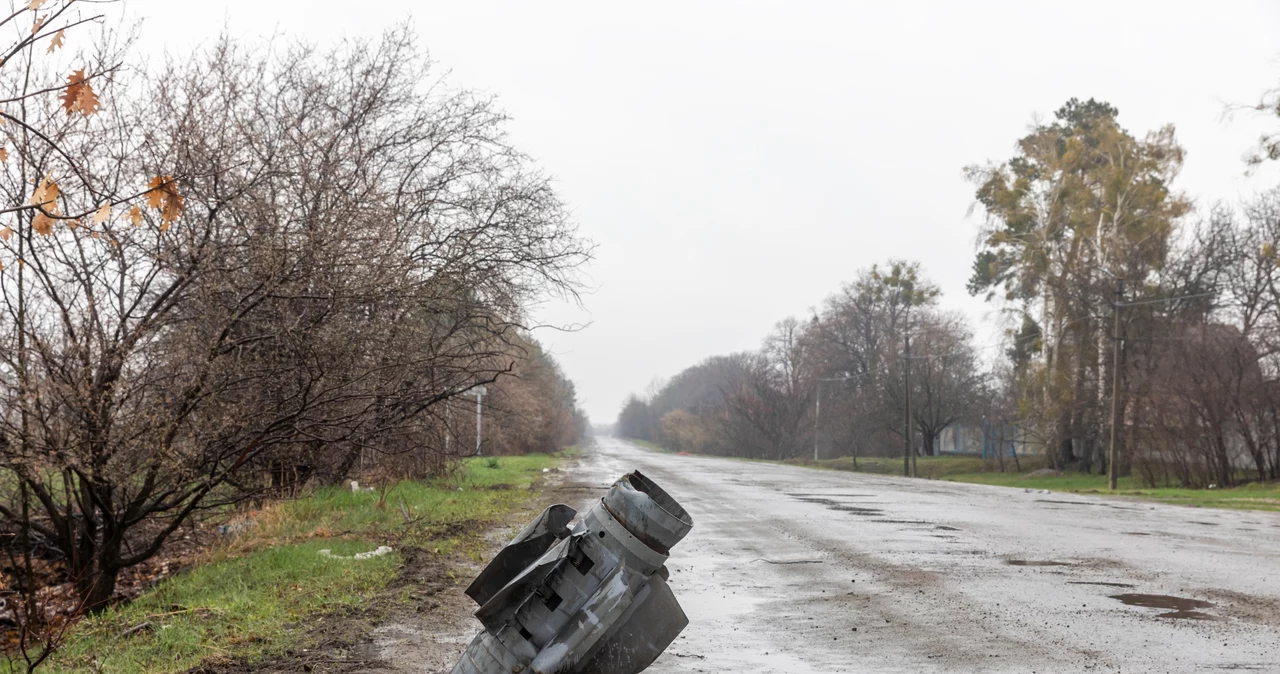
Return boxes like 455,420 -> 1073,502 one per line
922,429 -> 936,458
1073,341 -> 1093,473
76,564 -> 120,615
1056,411 -> 1074,468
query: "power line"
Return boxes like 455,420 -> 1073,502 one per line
1115,291 -> 1216,308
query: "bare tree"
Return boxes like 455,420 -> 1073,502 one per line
0,28 -> 588,614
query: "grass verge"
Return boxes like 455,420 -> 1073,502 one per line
941,471 -> 1280,511
630,439 -> 1280,512
781,454 -> 1050,480
18,453 -> 562,674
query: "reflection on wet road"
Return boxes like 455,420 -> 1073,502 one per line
575,437 -> 1280,673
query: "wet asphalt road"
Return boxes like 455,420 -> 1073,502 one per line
578,437 -> 1280,673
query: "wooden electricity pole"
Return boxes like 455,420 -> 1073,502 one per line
904,330 -> 913,478
1107,283 -> 1123,491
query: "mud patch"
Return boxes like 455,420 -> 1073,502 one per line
1006,560 -> 1072,567
1109,593 -> 1219,620
871,519 -> 932,525
934,525 -> 960,531
1067,581 -> 1136,588
1201,588 -> 1280,628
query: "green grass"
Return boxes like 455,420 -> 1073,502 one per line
634,439 -> 1280,513
942,470 -> 1280,511
629,439 -> 674,454
18,453 -> 561,674
264,453 -> 560,554
782,454 -> 1050,480
48,539 -> 399,673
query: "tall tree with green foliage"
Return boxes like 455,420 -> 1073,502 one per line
967,98 -> 1189,471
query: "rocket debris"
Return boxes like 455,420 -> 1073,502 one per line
450,471 -> 693,674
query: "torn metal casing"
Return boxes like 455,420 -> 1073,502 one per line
450,471 -> 693,674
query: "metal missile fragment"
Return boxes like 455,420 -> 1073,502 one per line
450,471 -> 693,674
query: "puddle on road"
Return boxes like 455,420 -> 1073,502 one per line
1067,581 -> 1136,588
1037,499 -> 1104,507
1109,593 -> 1219,620
830,505 -> 884,515
1006,560 -> 1072,567
786,492 -> 876,499
792,496 -> 884,516
1036,499 -> 1140,511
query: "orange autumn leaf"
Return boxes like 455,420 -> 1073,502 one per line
146,175 -> 183,227
31,14 -> 45,35
0,227 -> 11,242
128,205 -> 143,226
30,175 -> 60,210
0,147 -> 8,163
60,70 -> 100,117
92,203 -> 111,225
47,29 -> 64,54
32,211 -> 54,236
146,180 -> 165,210
28,0 -> 47,10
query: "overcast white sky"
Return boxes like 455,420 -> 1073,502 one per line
128,1 -> 1280,423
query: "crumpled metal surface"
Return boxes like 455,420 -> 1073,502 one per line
449,471 -> 693,674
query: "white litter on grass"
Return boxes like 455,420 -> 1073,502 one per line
349,480 -> 375,493
319,546 -> 394,560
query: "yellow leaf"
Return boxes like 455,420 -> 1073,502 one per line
128,205 -> 143,226
92,203 -> 110,224
46,29 -> 64,54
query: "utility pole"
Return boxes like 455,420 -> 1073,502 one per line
474,385 -> 487,456
814,380 -> 821,462
904,331 -> 913,478
1107,283 -> 1123,491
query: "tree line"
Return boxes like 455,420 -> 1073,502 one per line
619,96 -> 1280,493
0,2 -> 589,641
